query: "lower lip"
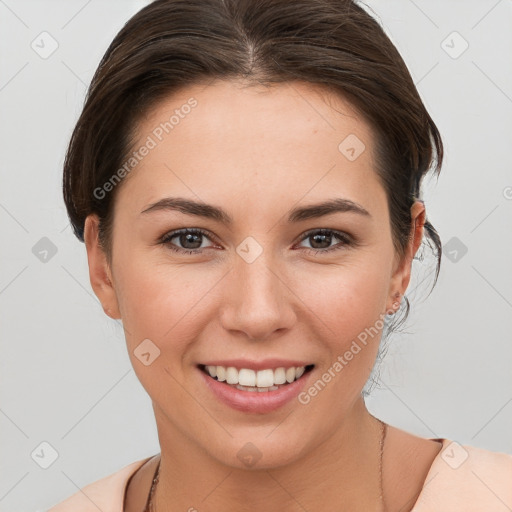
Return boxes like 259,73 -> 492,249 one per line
198,366 -> 313,414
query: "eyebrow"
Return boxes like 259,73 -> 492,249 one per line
140,197 -> 371,224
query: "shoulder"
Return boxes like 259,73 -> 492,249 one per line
413,439 -> 512,511
46,456 -> 153,512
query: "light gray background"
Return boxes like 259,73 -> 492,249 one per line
1,0 -> 511,510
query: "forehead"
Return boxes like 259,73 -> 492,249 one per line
117,79 -> 384,219
141,79 -> 372,146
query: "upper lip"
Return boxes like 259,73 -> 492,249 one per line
199,359 -> 314,371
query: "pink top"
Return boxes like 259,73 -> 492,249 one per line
47,439 -> 512,511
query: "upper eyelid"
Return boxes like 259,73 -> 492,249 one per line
161,228 -> 217,245
299,228 -> 351,240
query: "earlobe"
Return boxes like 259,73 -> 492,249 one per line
83,214 -> 121,319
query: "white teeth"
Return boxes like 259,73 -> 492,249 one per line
285,367 -> 296,383
256,369 -> 274,388
236,384 -> 258,392
226,366 -> 238,384
216,366 -> 226,382
274,367 -> 286,385
238,369 -> 256,386
204,364 -> 309,387
236,384 -> 280,392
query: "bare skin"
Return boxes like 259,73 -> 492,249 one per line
84,79 -> 442,512
124,428 -> 443,512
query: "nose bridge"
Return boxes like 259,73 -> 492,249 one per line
221,236 -> 295,339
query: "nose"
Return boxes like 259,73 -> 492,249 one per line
219,252 -> 296,341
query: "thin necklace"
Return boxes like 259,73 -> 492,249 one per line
143,457 -> 159,512
144,419 -> 387,512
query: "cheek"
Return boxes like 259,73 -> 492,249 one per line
114,255 -> 222,351
114,261 -> 215,402
295,267 -> 389,405
294,260 -> 390,383
297,258 -> 390,338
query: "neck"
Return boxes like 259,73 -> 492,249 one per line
151,397 -> 385,512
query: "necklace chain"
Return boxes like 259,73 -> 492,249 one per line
144,456 -> 159,512
144,419 -> 387,512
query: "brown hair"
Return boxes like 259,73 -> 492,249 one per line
62,0 -> 443,341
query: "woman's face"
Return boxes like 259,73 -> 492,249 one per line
86,79 -> 423,468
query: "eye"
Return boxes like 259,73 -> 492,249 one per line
295,229 -> 355,255
159,227 -> 356,256
160,228 -> 217,255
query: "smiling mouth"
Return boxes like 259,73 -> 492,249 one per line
198,364 -> 315,392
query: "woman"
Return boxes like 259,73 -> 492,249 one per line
48,0 -> 512,510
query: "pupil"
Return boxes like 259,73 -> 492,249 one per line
311,233 -> 331,249
181,233 -> 202,249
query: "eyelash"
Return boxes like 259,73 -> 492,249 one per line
159,228 -> 356,256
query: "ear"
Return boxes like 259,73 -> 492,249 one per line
386,201 -> 426,312
83,214 -> 121,319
